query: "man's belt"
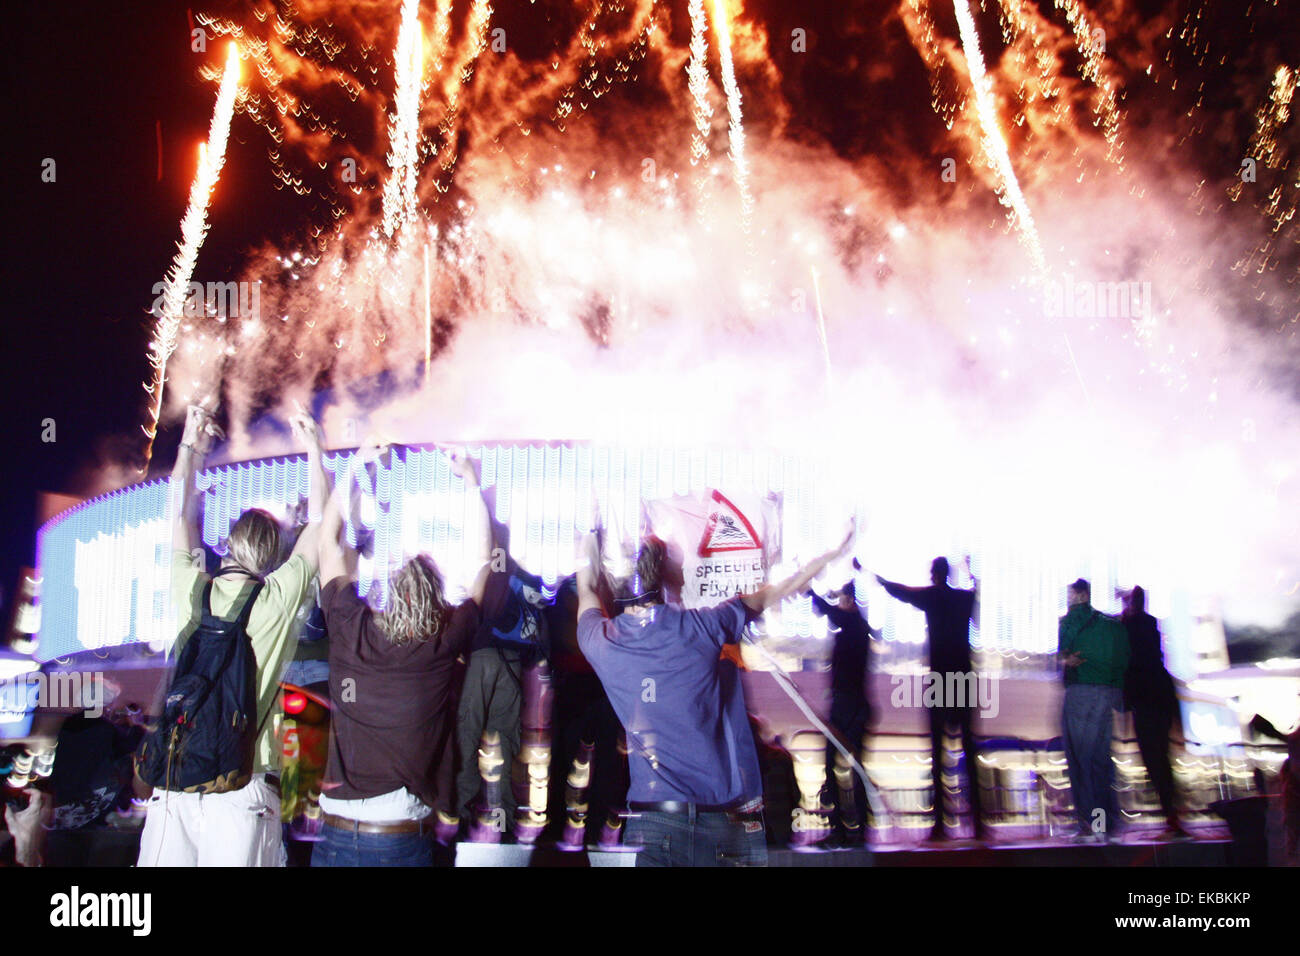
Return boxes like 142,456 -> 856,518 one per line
629,799 -> 763,817
322,813 -> 432,835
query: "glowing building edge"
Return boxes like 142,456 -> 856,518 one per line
35,441 -> 1226,687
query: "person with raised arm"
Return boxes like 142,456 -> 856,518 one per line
137,403 -> 326,867
808,567 -> 876,845
875,555 -> 985,843
312,442 -> 491,866
575,519 -> 854,866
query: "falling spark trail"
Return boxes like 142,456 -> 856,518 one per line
1054,0 -> 1125,166
381,0 -> 425,238
953,2 -> 1087,402
687,0 -> 714,222
429,0 -> 492,190
430,0 -> 453,75
141,43 -> 241,471
711,0 -> 754,236
687,0 -> 712,165
1061,329 -> 1091,405
1229,65 -> 1298,249
424,241 -> 433,383
952,0 -> 1045,274
810,266 -> 833,387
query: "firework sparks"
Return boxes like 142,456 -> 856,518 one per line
810,265 -> 833,387
711,0 -> 754,237
141,42 -> 241,470
902,0 -> 964,130
429,0 -> 493,193
424,239 -> 433,382
1229,64 -> 1298,238
429,0 -> 453,77
952,0 -> 1045,274
687,0 -> 714,223
1053,0 -> 1125,166
380,0 -> 426,239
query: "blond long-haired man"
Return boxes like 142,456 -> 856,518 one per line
137,403 -> 326,866
312,443 -> 491,866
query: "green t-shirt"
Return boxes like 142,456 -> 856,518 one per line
1058,604 -> 1130,688
171,549 -> 317,773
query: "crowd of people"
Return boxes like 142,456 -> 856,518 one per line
3,403 -> 1224,867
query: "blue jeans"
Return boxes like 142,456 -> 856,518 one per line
625,808 -> 768,867
282,659 -> 330,688
311,821 -> 434,867
1062,683 -> 1121,835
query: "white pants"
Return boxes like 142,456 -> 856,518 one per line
136,775 -> 285,867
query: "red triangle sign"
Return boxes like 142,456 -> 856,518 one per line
698,489 -> 762,556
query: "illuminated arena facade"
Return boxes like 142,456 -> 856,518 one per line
37,440 -> 1227,675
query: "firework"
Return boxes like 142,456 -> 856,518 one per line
140,43 -> 241,470
429,0 -> 493,193
1229,65 -> 1297,234
1054,0 -> 1125,166
687,0 -> 714,221
424,240 -> 433,382
952,0 -> 1045,274
711,0 -> 754,236
120,0 -> 1299,634
380,0 -> 426,239
810,265 -> 833,387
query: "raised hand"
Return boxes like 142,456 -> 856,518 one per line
447,446 -> 480,486
357,432 -> 395,466
287,400 -> 323,452
182,403 -> 224,456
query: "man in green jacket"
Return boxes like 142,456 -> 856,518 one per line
1058,578 -> 1130,842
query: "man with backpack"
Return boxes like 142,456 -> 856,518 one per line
1058,578 -> 1131,843
135,403 -> 326,867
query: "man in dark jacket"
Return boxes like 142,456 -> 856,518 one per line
809,579 -> 873,843
876,557 -> 984,842
1059,578 -> 1130,842
1121,586 -> 1186,837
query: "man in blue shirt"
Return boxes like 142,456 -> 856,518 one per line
576,525 -> 853,866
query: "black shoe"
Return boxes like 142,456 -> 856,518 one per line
831,827 -> 866,849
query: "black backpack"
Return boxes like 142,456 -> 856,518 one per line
136,571 -> 266,793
